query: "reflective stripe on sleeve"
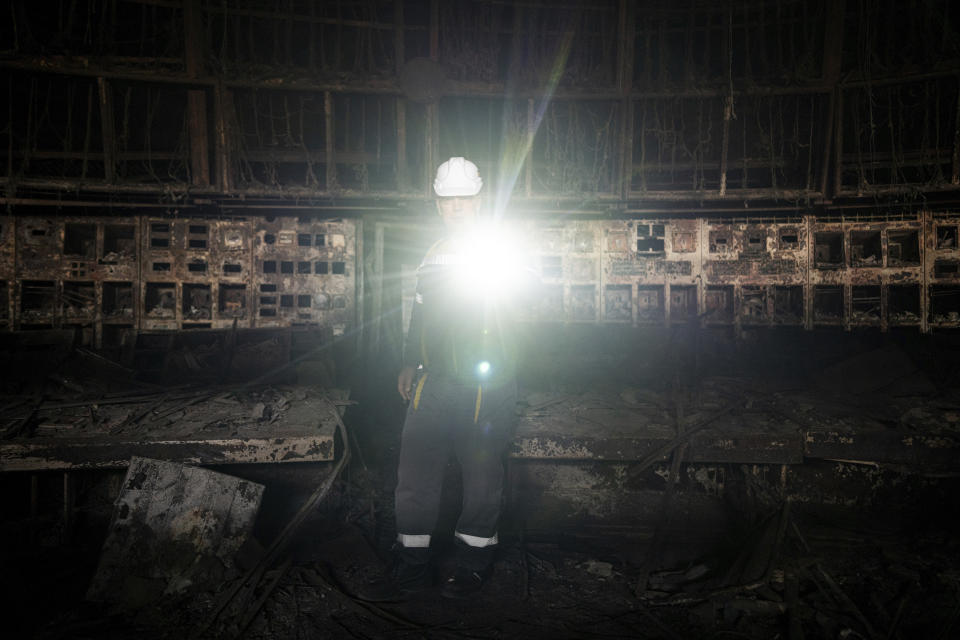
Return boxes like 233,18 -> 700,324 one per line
412,373 -> 428,410
455,531 -> 499,548
473,384 -> 482,423
397,533 -> 431,548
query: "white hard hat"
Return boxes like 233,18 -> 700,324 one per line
433,157 -> 483,197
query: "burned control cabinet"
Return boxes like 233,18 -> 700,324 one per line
0,215 -> 357,346
514,212 -> 929,331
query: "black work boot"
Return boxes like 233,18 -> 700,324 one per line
440,565 -> 489,599
356,546 -> 431,602
440,540 -> 494,600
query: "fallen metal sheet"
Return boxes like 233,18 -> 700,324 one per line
0,388 -> 344,471
0,434 -> 333,471
86,456 -> 264,607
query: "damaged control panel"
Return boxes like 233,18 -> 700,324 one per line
0,215 -> 356,347
514,210 -> 949,332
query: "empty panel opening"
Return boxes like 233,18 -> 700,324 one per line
851,285 -> 881,323
297,295 -> 312,308
219,284 -> 246,317
604,285 -> 631,321
773,286 -> 804,324
315,261 -> 329,274
779,229 -> 799,249
888,285 -> 920,324
333,295 -> 347,309
0,281 -> 8,319
636,224 -> 665,253
739,286 -> 767,323
103,225 -> 136,258
150,222 -> 171,248
187,224 -> 208,249
298,234 -> 312,247
145,282 -> 176,317
297,261 -> 311,274
223,263 -> 242,273
813,285 -> 844,322
260,284 -> 277,292
63,224 -> 96,258
930,285 -> 960,323
541,256 -> 562,278
280,294 -> 294,307
315,234 -> 326,246
103,282 -> 134,317
637,285 -> 665,322
264,233 -> 276,245
887,230 -> 920,266
21,281 -> 56,315
332,262 -> 346,274
934,260 -> 959,278
187,261 -> 207,273
62,281 -> 96,316
708,232 -> 730,253
281,261 -> 294,274
263,260 -> 277,273
936,225 -> 957,249
182,283 -> 212,320
569,285 -> 595,320
670,285 -> 697,322
704,285 -> 733,323
814,232 -> 844,268
152,262 -> 171,272
850,231 -> 882,266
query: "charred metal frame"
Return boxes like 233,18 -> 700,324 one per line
0,214 -> 357,345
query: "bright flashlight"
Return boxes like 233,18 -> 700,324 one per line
450,223 -> 528,300
476,360 -> 491,377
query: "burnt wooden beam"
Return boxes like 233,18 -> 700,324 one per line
394,1 -> 407,192
325,91 -> 335,190
96,78 -> 116,183
213,81 -> 232,192
821,0 -> 846,198
952,79 -> 960,186
617,0 -> 635,200
183,0 -> 210,187
719,6 -> 733,197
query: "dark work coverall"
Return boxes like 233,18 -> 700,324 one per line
395,237 -> 522,570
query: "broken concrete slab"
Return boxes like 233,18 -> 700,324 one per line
86,456 -> 264,608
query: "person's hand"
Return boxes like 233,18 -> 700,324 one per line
397,366 -> 416,402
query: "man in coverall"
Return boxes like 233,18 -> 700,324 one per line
361,157 -> 527,601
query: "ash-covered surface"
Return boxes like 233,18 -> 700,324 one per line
3,459 -> 959,640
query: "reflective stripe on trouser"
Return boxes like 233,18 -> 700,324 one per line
394,374 -> 517,553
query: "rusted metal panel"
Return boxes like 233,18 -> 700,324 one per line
86,456 -> 263,606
